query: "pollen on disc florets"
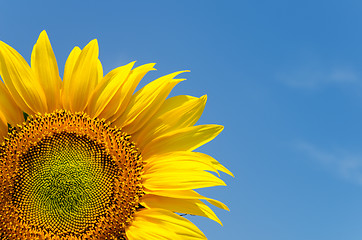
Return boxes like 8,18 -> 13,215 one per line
0,110 -> 144,239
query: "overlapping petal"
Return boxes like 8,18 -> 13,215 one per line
132,95 -> 207,148
0,83 -> 24,125
141,194 -> 222,225
144,151 -> 219,175
126,209 -> 206,240
0,40 -> 47,114
62,40 -> 99,112
143,169 -> 225,191
114,71 -> 187,134
145,189 -> 229,211
142,124 -> 224,158
88,62 -> 156,121
62,46 -> 81,92
0,111 -> 7,141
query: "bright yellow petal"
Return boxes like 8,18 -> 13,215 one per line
87,62 -> 155,121
144,189 -> 230,211
141,194 -> 222,225
126,208 -> 206,240
0,41 -> 47,114
143,170 -> 226,191
0,111 -> 7,141
97,58 -> 103,84
62,46 -> 81,109
0,82 -> 24,125
62,47 -> 81,88
105,63 -> 156,122
132,95 -> 207,148
31,30 -> 62,112
196,152 -> 234,177
142,124 -> 224,158
144,151 -> 219,175
127,220 -> 180,240
87,62 -> 134,118
114,71 -> 187,134
62,40 -> 99,112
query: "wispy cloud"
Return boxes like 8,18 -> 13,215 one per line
278,66 -> 360,89
297,142 -> 362,185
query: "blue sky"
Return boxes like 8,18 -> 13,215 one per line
2,0 -> 362,239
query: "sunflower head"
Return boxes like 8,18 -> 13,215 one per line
0,30 -> 233,239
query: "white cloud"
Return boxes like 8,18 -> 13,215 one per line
297,142 -> 362,185
278,66 -> 359,89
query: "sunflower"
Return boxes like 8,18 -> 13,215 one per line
0,31 -> 233,239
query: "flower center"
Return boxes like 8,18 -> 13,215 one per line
0,110 -> 144,239
15,132 -> 116,234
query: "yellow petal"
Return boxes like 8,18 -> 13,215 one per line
142,124 -> 224,158
142,194 -> 222,225
62,46 -> 81,109
194,152 -> 234,177
127,221 -> 180,240
114,71 -> 187,134
105,63 -> 156,122
143,170 -> 226,191
144,189 -> 230,211
87,62 -> 155,121
87,62 -> 134,118
126,208 -> 206,240
62,40 -> 99,112
0,41 -> 47,114
63,47 -> 81,88
0,111 -> 7,141
132,95 -> 207,148
97,58 -> 103,84
0,82 -> 24,125
144,151 -> 219,175
31,30 -> 62,112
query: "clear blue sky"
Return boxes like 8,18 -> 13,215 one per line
2,1 -> 362,239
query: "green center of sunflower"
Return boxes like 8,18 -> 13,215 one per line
15,132 -> 116,234
0,110 -> 144,239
